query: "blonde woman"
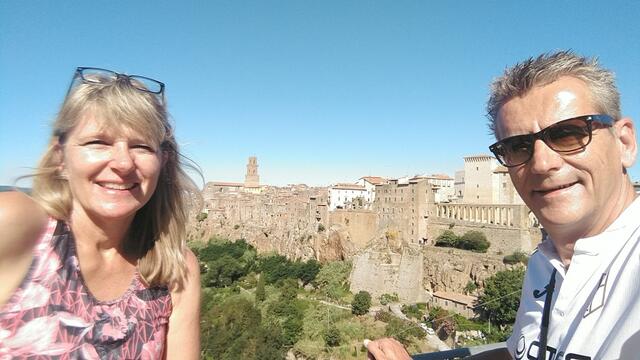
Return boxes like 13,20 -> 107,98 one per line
0,67 -> 201,359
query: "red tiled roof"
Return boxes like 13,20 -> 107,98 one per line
360,176 -> 388,185
331,183 -> 367,190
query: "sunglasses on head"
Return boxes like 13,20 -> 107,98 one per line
66,67 -> 165,103
489,114 -> 615,167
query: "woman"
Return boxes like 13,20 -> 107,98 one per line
0,67 -> 201,359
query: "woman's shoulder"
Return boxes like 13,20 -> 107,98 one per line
0,191 -> 50,254
0,191 -> 50,306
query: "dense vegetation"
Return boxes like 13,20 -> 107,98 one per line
502,251 -> 529,265
193,236 -> 524,358
475,267 -> 525,327
193,238 -> 430,359
434,230 -> 491,253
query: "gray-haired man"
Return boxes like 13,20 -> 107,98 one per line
367,51 -> 639,360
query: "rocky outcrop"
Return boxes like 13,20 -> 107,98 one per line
422,246 -> 510,293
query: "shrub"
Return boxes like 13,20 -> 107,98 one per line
401,304 -> 423,320
503,251 -> 529,265
352,291 -> 372,315
196,212 -> 208,222
384,318 -> 424,347
317,223 -> 325,232
323,326 -> 341,347
435,230 -> 459,248
379,293 -> 399,305
458,231 -> 490,253
464,281 -> 478,294
375,310 -> 393,323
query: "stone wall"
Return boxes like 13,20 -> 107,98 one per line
328,210 -> 379,248
430,203 -> 542,254
188,184 -> 349,261
349,246 -> 427,303
421,246 -> 510,293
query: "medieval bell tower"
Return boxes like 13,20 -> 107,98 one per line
244,156 -> 260,189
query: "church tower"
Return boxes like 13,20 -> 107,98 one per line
244,156 -> 260,190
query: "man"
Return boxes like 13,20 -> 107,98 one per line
366,51 -> 639,360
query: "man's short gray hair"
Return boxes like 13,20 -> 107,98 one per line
486,50 -> 621,138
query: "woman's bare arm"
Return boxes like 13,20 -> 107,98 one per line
0,191 -> 48,305
165,248 -> 201,359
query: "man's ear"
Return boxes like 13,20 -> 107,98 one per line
614,117 -> 637,169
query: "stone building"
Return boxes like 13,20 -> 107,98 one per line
373,176 -> 436,244
356,176 -> 388,204
429,291 -> 477,318
328,183 -> 368,210
244,156 -> 261,194
460,154 -> 523,205
454,170 -> 465,200
412,174 -> 455,203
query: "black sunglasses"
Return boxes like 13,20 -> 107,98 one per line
489,114 -> 614,167
67,67 -> 165,100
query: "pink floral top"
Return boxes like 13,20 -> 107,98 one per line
0,219 -> 172,359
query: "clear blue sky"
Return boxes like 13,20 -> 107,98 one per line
1,1 -> 639,187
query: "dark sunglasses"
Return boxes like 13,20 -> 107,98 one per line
489,114 -> 614,167
66,67 -> 165,100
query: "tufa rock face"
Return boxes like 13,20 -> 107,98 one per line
422,246 -> 509,293
188,184 -> 359,262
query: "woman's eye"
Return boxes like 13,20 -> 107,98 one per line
83,140 -> 108,146
133,144 -> 155,152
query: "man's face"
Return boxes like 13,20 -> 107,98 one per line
496,76 -> 636,238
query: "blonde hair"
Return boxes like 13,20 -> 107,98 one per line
32,74 -> 201,288
487,50 -> 621,138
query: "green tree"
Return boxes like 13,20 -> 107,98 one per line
435,230 -> 459,248
476,268 -> 525,325
203,255 -> 245,288
296,259 -> 321,285
314,261 -> 352,301
201,297 -> 262,359
458,231 -> 490,252
255,322 -> 285,359
503,251 -> 529,265
255,274 -> 266,302
464,281 -> 478,295
259,254 -> 295,284
281,316 -> 304,346
323,326 -> 341,347
351,290 -> 372,315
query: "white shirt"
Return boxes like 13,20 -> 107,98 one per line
507,197 -> 640,360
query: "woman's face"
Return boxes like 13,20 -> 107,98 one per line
60,111 -> 165,224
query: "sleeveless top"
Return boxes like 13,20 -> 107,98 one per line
0,219 -> 172,359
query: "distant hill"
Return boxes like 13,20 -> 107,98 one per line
0,185 -> 31,194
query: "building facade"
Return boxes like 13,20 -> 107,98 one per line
373,176 -> 436,244
328,183 -> 368,210
461,154 -> 523,205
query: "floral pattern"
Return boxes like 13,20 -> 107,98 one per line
0,219 -> 172,359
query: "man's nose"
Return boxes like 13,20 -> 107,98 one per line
528,139 -> 563,174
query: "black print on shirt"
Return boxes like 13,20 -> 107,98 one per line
515,336 -> 591,360
584,272 -> 607,318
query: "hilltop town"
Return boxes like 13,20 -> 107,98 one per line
188,155 -> 545,317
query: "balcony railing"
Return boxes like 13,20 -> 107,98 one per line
412,342 -> 509,360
